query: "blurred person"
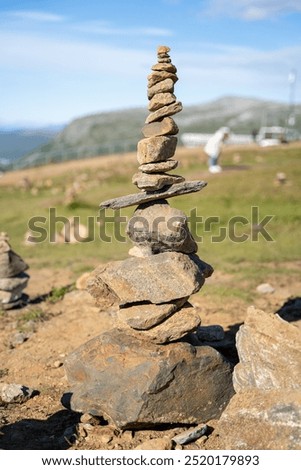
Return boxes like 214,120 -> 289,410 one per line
204,127 -> 230,173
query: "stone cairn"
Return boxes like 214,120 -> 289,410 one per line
0,233 -> 29,309
65,46 -> 234,429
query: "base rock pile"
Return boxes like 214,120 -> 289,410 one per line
0,232 -> 29,310
65,46 -> 234,430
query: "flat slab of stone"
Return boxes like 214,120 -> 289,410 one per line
132,302 -> 201,344
64,328 -> 234,429
147,78 -> 174,99
148,92 -> 176,112
99,180 -> 207,209
138,160 -> 178,174
148,71 -> 178,88
145,101 -> 183,124
132,172 -> 184,191
118,298 -> 187,330
0,272 -> 29,291
87,252 -> 213,306
0,250 -> 29,278
233,306 -> 301,393
152,63 -> 177,73
141,117 -> 178,138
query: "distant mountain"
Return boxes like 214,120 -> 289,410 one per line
0,127 -> 63,169
11,96 -> 301,170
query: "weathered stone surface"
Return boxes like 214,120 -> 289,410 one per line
132,302 -> 201,344
132,172 -> 184,191
64,328 -> 234,429
139,160 -> 178,174
0,383 -> 37,404
118,298 -> 187,330
148,72 -> 178,88
127,200 -> 197,254
148,92 -> 176,111
147,78 -> 174,100
100,180 -> 207,210
137,136 -> 177,165
157,45 -> 170,54
233,306 -> 301,393
211,389 -> 301,450
0,250 -> 29,278
0,286 -> 24,303
128,245 -> 152,258
142,117 -> 179,138
87,252 -> 213,306
146,102 -> 183,124
172,424 -> 208,445
0,272 -> 29,291
152,63 -> 177,73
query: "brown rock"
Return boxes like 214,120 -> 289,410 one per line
233,306 -> 301,393
134,437 -> 172,450
75,272 -> 91,290
133,302 -> 201,344
146,102 -> 183,124
64,328 -> 234,429
147,78 -> 174,100
138,160 -> 178,173
141,117 -> 179,138
137,136 -> 177,164
157,45 -> 170,54
152,63 -> 177,73
118,297 -> 188,330
132,172 -> 184,191
87,252 -> 213,306
158,57 -> 172,63
148,71 -> 178,88
127,200 -> 198,254
211,389 -> 301,449
148,92 -> 176,112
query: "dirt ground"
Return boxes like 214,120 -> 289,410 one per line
1,261 -> 300,450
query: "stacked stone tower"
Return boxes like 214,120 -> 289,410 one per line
64,46 -> 234,429
0,233 -> 29,309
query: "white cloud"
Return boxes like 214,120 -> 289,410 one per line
7,10 -> 65,22
73,21 -> 172,37
203,0 -> 301,20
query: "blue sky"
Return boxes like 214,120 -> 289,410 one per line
0,0 -> 301,127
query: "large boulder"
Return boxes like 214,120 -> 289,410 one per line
64,328 -> 234,429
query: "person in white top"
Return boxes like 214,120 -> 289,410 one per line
204,127 -> 230,173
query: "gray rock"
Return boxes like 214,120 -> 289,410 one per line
99,180 -> 207,210
132,172 -> 184,191
87,252 -> 213,306
256,283 -> 275,294
0,250 -> 29,278
118,298 -> 187,330
148,92 -> 176,111
0,285 -> 25,304
64,328 -> 234,429
211,389 -> 301,449
196,325 -> 225,342
138,160 -> 178,173
137,136 -> 177,165
126,200 -> 197,254
146,102 -> 183,124
172,424 -> 208,445
0,272 -> 29,291
141,117 -> 179,138
0,383 -> 37,404
233,306 -> 301,393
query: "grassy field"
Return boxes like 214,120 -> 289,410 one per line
0,143 -> 300,285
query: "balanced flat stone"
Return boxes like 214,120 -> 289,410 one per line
152,63 -> 177,73
147,78 -> 174,99
0,272 -> 29,291
138,160 -> 178,173
132,302 -> 201,344
137,136 -> 177,164
148,92 -> 176,112
132,172 -> 184,191
99,180 -> 207,209
87,252 -> 213,306
118,297 -> 187,330
141,117 -> 179,138
0,250 -> 29,278
64,328 -> 234,429
146,101 -> 183,124
148,71 -> 178,88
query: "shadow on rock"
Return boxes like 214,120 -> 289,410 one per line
0,409 -> 81,450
